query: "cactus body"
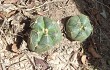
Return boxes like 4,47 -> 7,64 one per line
28,16 -> 62,53
66,14 -> 93,42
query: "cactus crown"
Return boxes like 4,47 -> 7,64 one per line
66,14 -> 93,42
28,16 -> 62,53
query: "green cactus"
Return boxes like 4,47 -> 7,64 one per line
28,16 -> 62,53
66,14 -> 93,42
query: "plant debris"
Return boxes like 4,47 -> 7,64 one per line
34,57 -> 48,70
11,43 -> 19,53
88,46 -> 102,58
81,55 -> 88,65
0,0 -> 110,70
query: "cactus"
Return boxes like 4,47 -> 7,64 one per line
66,14 -> 93,42
28,16 -> 62,53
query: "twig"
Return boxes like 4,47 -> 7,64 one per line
0,64 -> 3,70
6,59 -> 26,70
95,0 -> 110,9
65,0 -> 70,4
36,0 -> 64,8
25,0 -> 73,12
24,52 -> 36,70
0,18 -> 9,45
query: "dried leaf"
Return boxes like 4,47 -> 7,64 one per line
88,46 -> 102,58
22,10 -> 34,18
81,55 -> 87,65
100,9 -> 107,18
0,12 -> 4,23
4,0 -> 18,4
91,8 -> 98,15
0,12 -> 5,19
79,48 -> 84,56
34,58 -> 48,70
0,64 -> 3,70
26,0 -> 35,8
37,11 -> 44,16
12,43 -> 19,53
6,10 -> 17,18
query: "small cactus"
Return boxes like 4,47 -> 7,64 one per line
66,14 -> 93,42
28,16 -> 62,53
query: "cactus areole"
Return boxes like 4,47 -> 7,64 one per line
28,16 -> 62,53
66,14 -> 93,42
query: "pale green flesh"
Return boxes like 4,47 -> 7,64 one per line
31,16 -> 44,31
29,16 -> 62,53
66,14 -> 93,42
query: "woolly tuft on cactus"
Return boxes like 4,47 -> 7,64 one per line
66,14 -> 93,42
28,16 -> 62,53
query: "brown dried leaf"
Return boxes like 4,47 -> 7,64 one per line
34,57 -> 48,70
81,55 -> 87,65
0,12 -> 5,19
37,11 -> 44,16
91,8 -> 99,15
0,64 -> 3,70
12,43 -> 19,53
0,12 -> 4,23
6,10 -> 17,18
4,0 -> 18,4
22,11 -> 33,18
88,46 -> 102,58
26,0 -> 35,8
79,48 -> 84,56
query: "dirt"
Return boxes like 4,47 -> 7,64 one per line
0,0 -> 110,70
75,0 -> 110,70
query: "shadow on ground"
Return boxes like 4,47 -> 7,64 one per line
74,0 -> 110,70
